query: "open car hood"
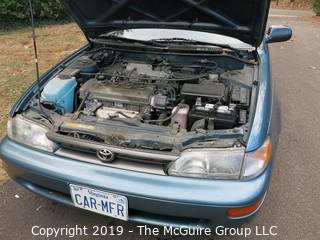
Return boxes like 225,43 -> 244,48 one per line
64,0 -> 271,47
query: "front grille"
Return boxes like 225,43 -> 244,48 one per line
63,131 -> 104,143
47,131 -> 179,165
55,147 -> 166,175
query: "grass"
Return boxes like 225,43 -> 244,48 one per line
0,164 -> 8,184
0,22 -> 87,184
271,0 -> 314,10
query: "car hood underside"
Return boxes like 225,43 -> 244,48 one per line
64,0 -> 271,46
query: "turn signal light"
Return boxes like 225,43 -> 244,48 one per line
227,195 -> 264,218
242,137 -> 272,178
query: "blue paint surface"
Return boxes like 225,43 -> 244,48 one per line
41,76 -> 77,113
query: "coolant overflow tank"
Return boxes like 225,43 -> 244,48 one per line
41,76 -> 77,114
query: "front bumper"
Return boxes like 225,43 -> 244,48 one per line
0,137 -> 272,227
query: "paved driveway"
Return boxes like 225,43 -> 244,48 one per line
0,12 -> 319,240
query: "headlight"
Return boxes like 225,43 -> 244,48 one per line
7,115 -> 58,152
167,147 -> 245,179
168,137 -> 272,180
242,137 -> 271,178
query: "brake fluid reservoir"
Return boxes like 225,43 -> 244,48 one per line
41,76 -> 77,113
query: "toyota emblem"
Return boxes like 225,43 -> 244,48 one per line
97,149 -> 115,162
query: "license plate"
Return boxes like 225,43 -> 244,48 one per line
70,184 -> 128,221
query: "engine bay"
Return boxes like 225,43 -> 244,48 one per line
27,46 -> 258,152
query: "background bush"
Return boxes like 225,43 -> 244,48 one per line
0,0 -> 65,22
315,0 -> 320,15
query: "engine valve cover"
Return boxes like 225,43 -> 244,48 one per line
96,107 -> 139,119
79,79 -> 155,107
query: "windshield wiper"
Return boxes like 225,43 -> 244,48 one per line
93,35 -> 167,48
151,37 -> 244,55
92,36 -> 249,58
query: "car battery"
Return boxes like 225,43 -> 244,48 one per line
188,102 -> 237,130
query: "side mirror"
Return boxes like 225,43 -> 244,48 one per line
265,25 -> 292,44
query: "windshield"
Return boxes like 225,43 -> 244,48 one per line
101,28 -> 254,50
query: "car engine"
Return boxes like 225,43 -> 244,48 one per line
40,49 -> 254,135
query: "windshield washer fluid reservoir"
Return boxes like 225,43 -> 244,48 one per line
41,76 -> 77,113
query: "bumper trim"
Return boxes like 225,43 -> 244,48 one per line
16,178 -> 211,227
16,178 -> 74,206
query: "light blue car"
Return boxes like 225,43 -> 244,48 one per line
0,0 -> 292,227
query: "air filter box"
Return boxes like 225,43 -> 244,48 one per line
181,83 -> 226,99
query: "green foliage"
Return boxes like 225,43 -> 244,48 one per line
0,0 -> 65,21
315,0 -> 320,15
